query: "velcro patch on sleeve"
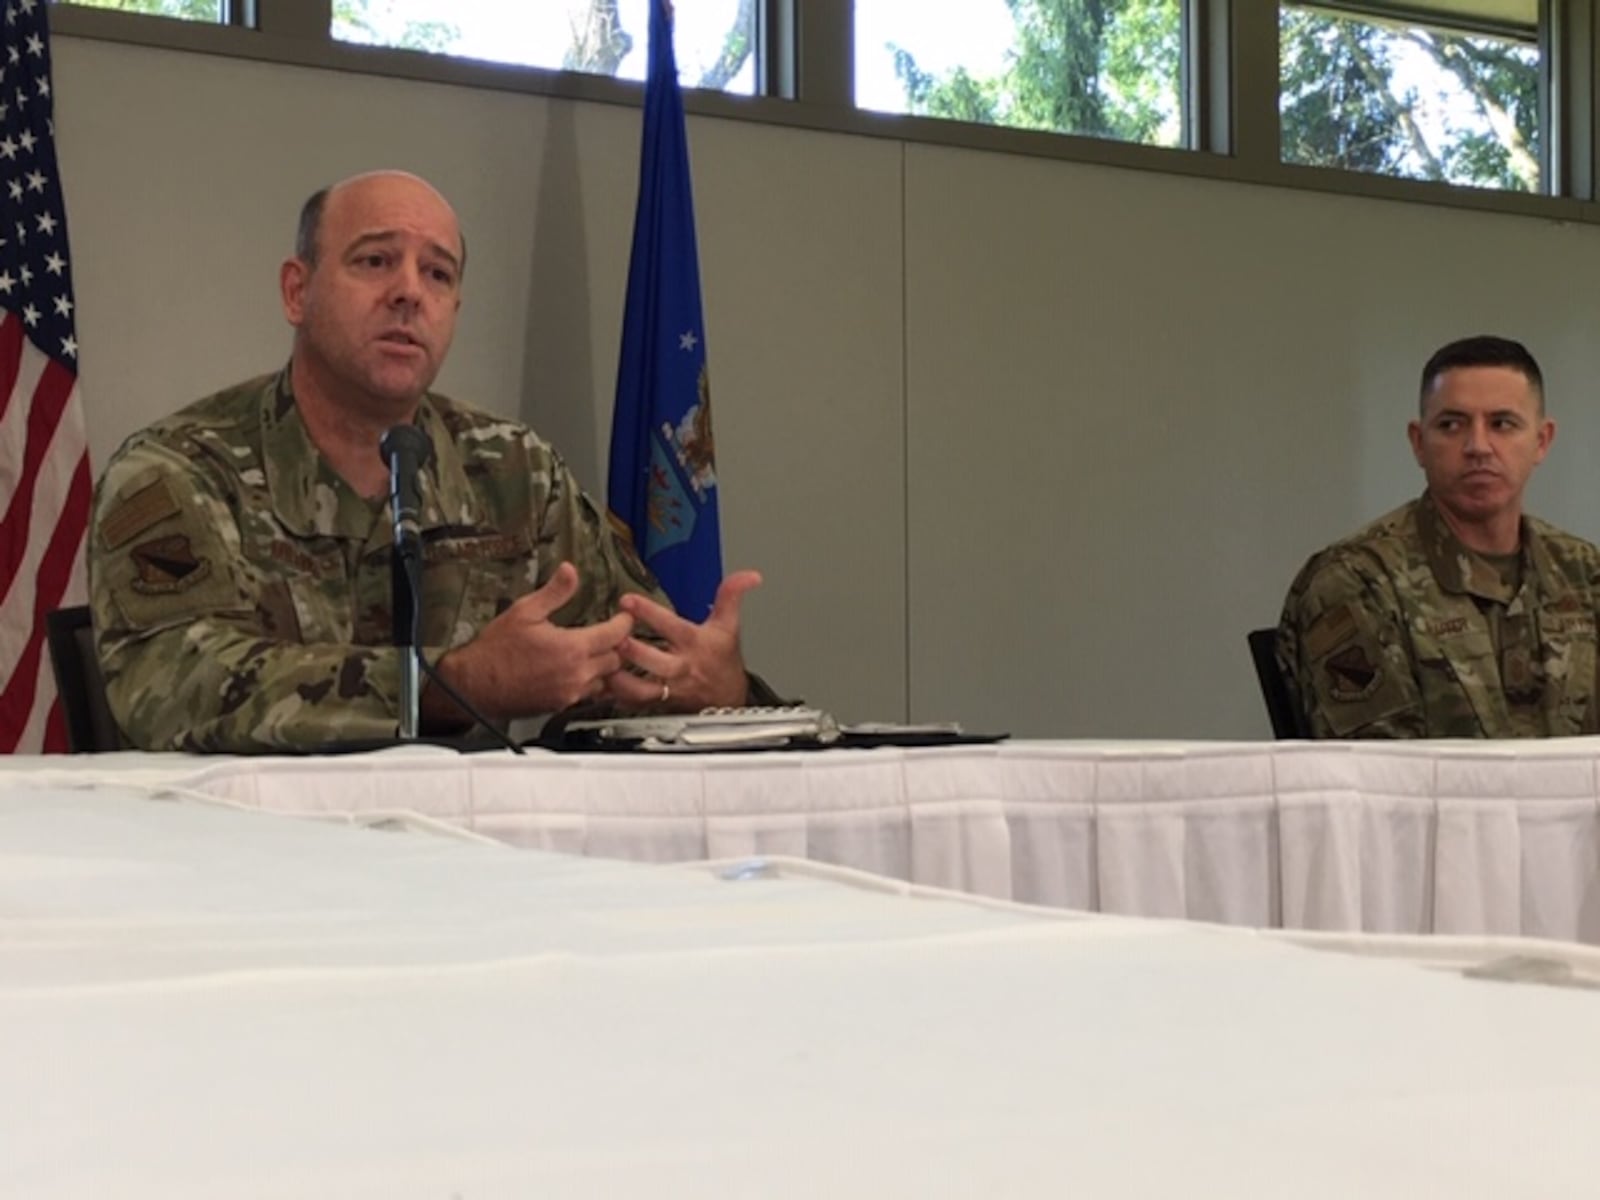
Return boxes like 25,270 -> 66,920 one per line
100,477 -> 181,550
129,534 -> 211,594
1323,643 -> 1382,701
1302,604 -> 1358,663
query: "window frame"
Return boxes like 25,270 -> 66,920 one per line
1278,0 -> 1550,194
44,0 -> 1600,227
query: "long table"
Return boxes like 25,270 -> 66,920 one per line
7,781 -> 1600,1197
28,737 -> 1590,944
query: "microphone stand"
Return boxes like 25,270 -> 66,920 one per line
381,425 -> 433,742
395,542 -> 423,741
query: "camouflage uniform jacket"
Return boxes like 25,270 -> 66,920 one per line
89,370 -> 670,752
1277,493 -> 1600,738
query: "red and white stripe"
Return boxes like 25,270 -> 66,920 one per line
0,311 -> 90,753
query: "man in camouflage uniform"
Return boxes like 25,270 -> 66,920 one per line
1277,335 -> 1600,738
89,170 -> 765,752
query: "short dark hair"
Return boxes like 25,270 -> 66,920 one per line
1420,335 -> 1543,413
294,185 -> 330,265
292,181 -> 468,276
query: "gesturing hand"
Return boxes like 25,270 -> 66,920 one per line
607,570 -> 763,711
426,561 -> 634,722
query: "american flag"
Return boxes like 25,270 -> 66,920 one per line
0,0 -> 88,753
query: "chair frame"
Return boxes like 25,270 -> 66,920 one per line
45,605 -> 121,752
1248,627 -> 1309,740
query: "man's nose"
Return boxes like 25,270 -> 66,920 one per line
1464,417 -> 1490,454
388,260 -> 423,307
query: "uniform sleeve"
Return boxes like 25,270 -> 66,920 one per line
532,445 -> 674,624
1277,552 -> 1427,739
89,439 -> 404,753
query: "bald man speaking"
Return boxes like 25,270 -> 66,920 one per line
89,171 -> 770,752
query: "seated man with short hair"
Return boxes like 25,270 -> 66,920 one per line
1277,335 -> 1600,738
89,170 -> 770,752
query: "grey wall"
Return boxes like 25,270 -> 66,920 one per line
52,36 -> 1600,739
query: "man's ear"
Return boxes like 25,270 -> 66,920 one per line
1536,417 -> 1556,463
280,258 -> 309,326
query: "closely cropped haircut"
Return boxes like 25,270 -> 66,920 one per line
295,185 -> 331,265
1420,335 -> 1544,414
293,181 -> 468,278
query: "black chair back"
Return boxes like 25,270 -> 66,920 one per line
45,605 -> 122,752
1247,627 -> 1308,740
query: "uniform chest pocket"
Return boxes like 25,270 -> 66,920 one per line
1536,608 -> 1597,694
421,530 -> 537,649
1539,610 -> 1597,640
259,540 -> 347,642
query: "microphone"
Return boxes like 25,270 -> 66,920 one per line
380,424 -> 434,561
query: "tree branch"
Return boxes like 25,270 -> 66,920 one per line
698,0 -> 758,90
565,0 -> 632,75
1338,22 -> 1445,180
1403,31 -> 1539,191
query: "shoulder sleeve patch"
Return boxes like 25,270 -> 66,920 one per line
1324,643 -> 1383,701
129,534 -> 211,594
1302,603 -> 1358,663
100,477 -> 181,550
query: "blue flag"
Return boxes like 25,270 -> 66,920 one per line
607,0 -> 722,620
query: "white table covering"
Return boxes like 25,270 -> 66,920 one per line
149,738 -> 1600,943
5,784 -> 1600,1198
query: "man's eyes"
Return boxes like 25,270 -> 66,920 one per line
1434,416 -> 1524,432
348,253 -> 455,285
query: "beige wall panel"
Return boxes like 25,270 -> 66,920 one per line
904,143 -> 1600,738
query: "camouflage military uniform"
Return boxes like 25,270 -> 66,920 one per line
1277,493 -> 1600,738
89,370 -> 671,752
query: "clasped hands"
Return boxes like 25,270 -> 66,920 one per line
427,561 -> 761,722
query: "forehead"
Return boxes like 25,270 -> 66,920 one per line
319,175 -> 462,258
1423,364 -> 1540,416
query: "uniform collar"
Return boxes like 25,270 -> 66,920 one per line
1418,489 -> 1549,605
261,368 -> 484,539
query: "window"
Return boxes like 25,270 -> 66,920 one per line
53,0 -> 225,19
331,0 -> 759,95
854,0 -> 1185,148
1279,2 -> 1542,193
54,0 -> 1590,218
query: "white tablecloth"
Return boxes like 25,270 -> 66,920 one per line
5,784 -> 1599,1198
9,737 -> 1600,942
